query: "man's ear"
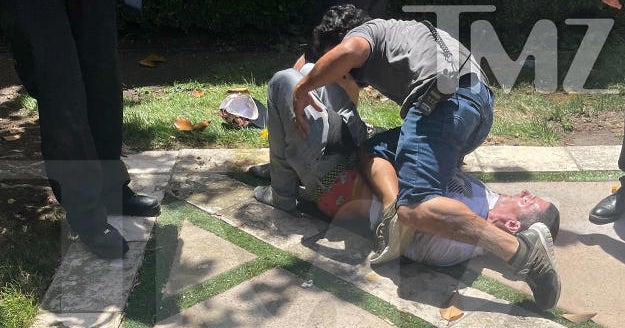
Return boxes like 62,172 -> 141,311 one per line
505,220 -> 522,234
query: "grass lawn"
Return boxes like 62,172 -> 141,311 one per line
119,47 -> 625,151
2,32 -> 625,327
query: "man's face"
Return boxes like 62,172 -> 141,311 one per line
489,190 -> 551,231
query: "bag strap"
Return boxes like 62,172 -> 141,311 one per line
421,20 -> 471,71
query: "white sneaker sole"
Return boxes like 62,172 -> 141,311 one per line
528,222 -> 561,307
529,222 -> 557,269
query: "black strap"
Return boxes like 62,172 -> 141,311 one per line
422,20 -> 452,61
421,20 -> 471,71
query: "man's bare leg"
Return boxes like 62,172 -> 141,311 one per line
359,153 -> 397,208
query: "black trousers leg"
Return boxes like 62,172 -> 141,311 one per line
0,0 -> 129,234
619,114 -> 625,173
66,0 -> 130,202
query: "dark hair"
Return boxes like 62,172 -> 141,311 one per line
307,4 -> 371,62
517,203 -> 560,241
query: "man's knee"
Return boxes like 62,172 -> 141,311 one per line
269,69 -> 301,89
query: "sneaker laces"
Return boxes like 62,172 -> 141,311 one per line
373,218 -> 388,252
372,201 -> 397,254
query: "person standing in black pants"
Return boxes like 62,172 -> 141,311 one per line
0,0 -> 160,259
589,136 -> 625,224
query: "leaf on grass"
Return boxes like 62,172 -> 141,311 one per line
192,89 -> 204,98
144,53 -> 166,63
602,0 -> 623,9
138,59 -> 157,68
259,128 -> 268,138
191,120 -> 210,131
440,292 -> 464,321
174,118 -> 193,131
2,134 -> 21,141
562,313 -> 597,323
139,54 -> 166,68
174,118 -> 210,131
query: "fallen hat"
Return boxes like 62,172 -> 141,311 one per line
219,92 -> 259,120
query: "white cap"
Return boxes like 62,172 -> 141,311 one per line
219,93 -> 259,120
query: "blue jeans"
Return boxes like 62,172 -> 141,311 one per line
364,82 -> 494,206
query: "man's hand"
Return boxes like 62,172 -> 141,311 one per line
292,83 -> 324,137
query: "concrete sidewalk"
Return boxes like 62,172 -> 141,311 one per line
32,145 -> 625,328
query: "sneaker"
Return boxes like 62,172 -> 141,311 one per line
369,201 -> 401,265
248,163 -> 271,180
81,223 -> 129,259
513,222 -> 561,310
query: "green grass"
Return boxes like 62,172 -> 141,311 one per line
120,50 -> 625,150
0,284 -> 39,328
0,209 -> 63,328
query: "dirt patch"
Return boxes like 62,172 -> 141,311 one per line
562,110 -> 624,146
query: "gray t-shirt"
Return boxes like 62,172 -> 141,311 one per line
345,19 -> 486,117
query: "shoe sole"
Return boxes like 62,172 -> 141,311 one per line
369,213 -> 401,265
123,204 -> 161,217
529,222 -> 561,309
530,222 -> 557,269
589,213 -> 620,225
248,164 -> 271,179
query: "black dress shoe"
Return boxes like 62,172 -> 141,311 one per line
589,185 -> 625,224
81,223 -> 129,259
248,163 -> 271,180
106,186 -> 161,217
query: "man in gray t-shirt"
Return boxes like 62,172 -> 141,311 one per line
291,5 -> 560,310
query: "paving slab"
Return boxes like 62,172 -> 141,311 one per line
474,146 -> 579,172
41,241 -> 147,312
155,268 -> 396,328
108,215 -> 156,242
172,148 -> 269,174
566,145 -> 621,171
168,172 -> 257,214
478,180 -> 625,328
461,152 -> 481,172
31,308 -> 122,328
162,221 -> 258,297
127,173 -> 171,201
124,150 -> 179,174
